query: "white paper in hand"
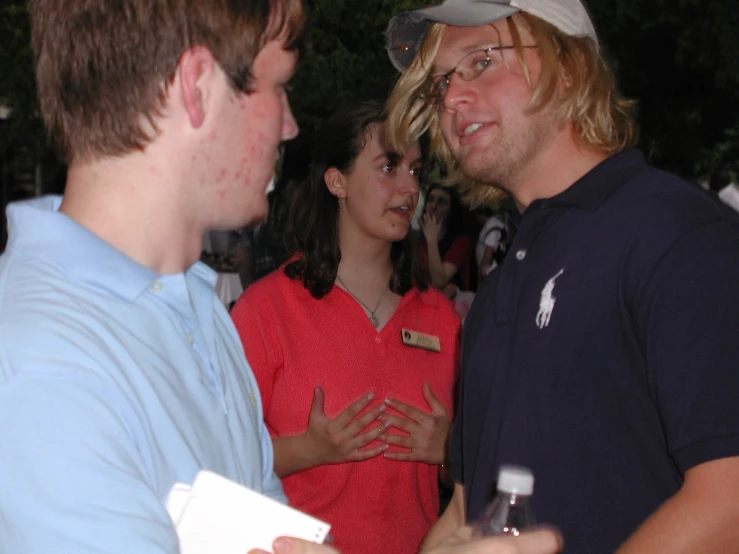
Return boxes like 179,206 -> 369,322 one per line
166,471 -> 331,554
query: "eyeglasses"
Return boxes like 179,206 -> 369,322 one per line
422,44 -> 537,104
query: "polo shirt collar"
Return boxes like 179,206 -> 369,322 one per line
7,195 -> 164,302
530,148 -> 647,212
416,286 -> 439,307
290,268 -> 436,307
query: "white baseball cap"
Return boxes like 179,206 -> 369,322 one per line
386,0 -> 598,72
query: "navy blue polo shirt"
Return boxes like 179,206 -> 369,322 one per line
450,149 -> 739,553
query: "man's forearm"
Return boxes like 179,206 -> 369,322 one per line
272,435 -> 316,478
616,457 -> 739,554
421,483 -> 466,552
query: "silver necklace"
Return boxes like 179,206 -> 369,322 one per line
335,274 -> 389,329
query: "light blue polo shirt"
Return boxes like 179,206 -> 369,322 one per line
0,196 -> 285,553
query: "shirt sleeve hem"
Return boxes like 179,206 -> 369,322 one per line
673,433 -> 739,474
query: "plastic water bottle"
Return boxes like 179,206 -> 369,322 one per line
471,465 -> 536,537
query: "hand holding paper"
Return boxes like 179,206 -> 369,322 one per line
166,471 -> 331,554
249,537 -> 340,554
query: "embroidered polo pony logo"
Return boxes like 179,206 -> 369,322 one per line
535,269 -> 564,329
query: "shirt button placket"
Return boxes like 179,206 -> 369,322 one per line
373,334 -> 388,357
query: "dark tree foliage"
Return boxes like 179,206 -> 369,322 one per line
588,0 -> 739,179
0,3 -> 39,163
0,3 -> 47,182
290,0 -> 431,129
1,0 -> 739,187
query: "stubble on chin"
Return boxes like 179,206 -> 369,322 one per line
455,142 -> 514,191
447,124 -> 513,188
459,109 -> 560,191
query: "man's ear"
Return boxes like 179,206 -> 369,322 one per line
324,167 -> 347,199
177,46 -> 218,129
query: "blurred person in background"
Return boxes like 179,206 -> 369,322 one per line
236,130 -> 313,289
416,183 -> 472,298
709,166 -> 739,214
474,206 -> 510,280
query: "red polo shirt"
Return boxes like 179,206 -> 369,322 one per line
232,268 -> 460,554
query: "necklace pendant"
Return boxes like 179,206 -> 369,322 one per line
369,313 -> 380,328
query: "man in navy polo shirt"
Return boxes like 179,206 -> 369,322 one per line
385,0 -> 739,552
0,1 -> 564,553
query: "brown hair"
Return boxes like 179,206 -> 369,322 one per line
285,100 -> 428,299
387,13 -> 638,206
30,0 -> 306,163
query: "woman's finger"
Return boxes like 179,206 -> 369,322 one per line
347,443 -> 388,462
376,413 -> 416,434
422,382 -> 448,415
377,432 -> 412,449
384,397 -> 426,421
333,392 -> 376,428
343,403 -> 386,436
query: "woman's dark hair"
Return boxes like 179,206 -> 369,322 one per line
285,99 -> 428,299
423,183 -> 465,257
245,130 -> 313,281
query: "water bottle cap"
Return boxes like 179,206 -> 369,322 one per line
497,465 -> 534,495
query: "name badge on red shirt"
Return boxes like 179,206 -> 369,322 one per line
401,328 -> 441,352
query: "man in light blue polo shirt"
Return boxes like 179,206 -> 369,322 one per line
0,1 -> 303,552
0,2 -> 566,554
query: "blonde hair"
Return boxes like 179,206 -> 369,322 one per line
386,14 -> 638,207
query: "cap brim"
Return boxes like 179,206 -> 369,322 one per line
415,2 -> 519,27
386,2 -> 519,71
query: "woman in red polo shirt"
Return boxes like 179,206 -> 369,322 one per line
231,100 -> 460,554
